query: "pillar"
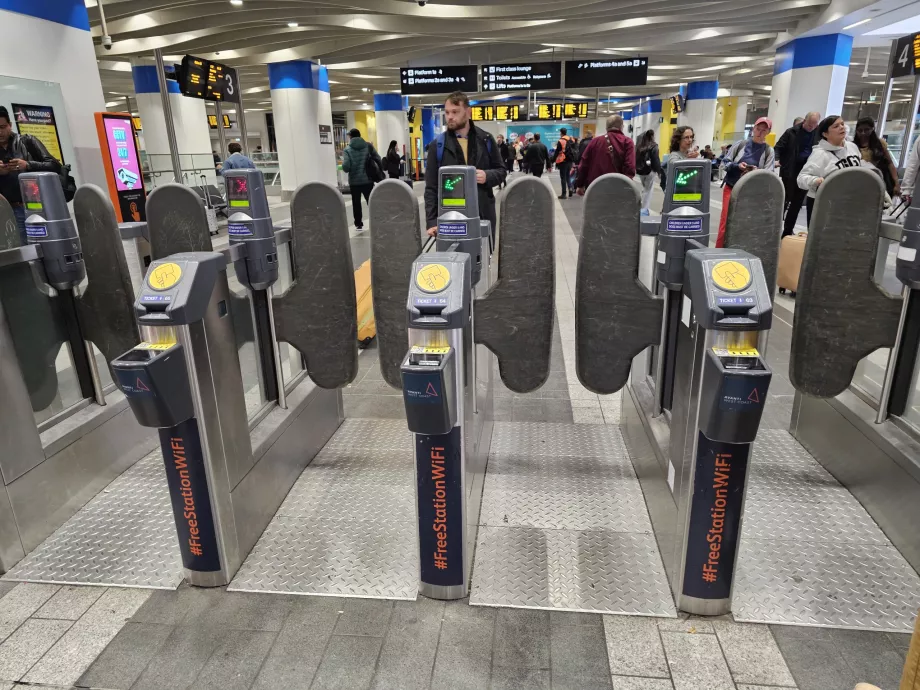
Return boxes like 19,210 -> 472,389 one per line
268,60 -> 336,199
634,99 -> 662,141
679,80 -> 719,150
768,34 -> 852,135
132,62 -> 214,184
374,94 -> 409,156
0,1 -> 106,186
620,111 -> 632,136
715,95 -> 751,146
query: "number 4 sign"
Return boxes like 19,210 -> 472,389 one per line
891,33 -> 917,78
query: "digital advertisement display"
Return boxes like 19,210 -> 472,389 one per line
104,117 -> 142,192
441,172 -> 466,206
672,167 -> 703,203
564,58 -> 649,88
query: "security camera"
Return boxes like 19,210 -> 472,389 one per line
418,1 -> 427,5
102,35 -> 113,50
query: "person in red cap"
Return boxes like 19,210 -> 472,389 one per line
716,116 -> 775,247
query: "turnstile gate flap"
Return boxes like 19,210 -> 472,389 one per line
369,180 -> 423,389
0,194 -> 64,411
474,176 -> 555,393
274,182 -> 358,389
722,171 -> 783,297
0,194 -> 18,249
790,168 -> 902,397
146,184 -> 214,260
72,185 -> 139,378
576,174 -> 663,394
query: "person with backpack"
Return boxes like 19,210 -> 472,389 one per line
341,127 -> 383,230
385,140 -> 402,179
0,106 -> 60,244
574,115 -> 635,195
716,117 -> 775,247
552,127 -> 578,199
424,91 -> 505,242
634,129 -> 661,215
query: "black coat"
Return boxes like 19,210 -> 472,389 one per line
774,123 -> 814,187
385,149 -> 401,178
523,142 -> 549,170
424,123 -> 506,228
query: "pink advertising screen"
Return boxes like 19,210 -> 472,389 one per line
103,117 -> 142,192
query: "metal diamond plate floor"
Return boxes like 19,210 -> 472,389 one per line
471,422 -> 676,617
229,418 -> 419,599
733,429 -> 920,632
2,451 -> 183,589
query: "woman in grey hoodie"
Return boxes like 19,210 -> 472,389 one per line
797,115 -> 863,220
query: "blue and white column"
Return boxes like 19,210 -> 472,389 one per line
421,108 -> 440,150
374,93 -> 409,158
621,110 -> 633,137
768,34 -> 852,135
633,98 -> 663,141
132,61 -> 214,184
268,60 -> 336,199
679,80 -> 719,150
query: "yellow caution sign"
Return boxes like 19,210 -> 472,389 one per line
713,346 -> 760,358
416,263 -> 451,293
410,345 -> 451,355
148,262 -> 183,291
711,261 -> 751,293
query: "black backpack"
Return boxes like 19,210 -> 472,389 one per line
636,145 -> 653,176
22,135 -> 76,201
364,144 -> 384,183
563,137 -> 578,164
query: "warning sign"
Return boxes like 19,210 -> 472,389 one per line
148,262 -> 183,291
416,264 -> 451,293
12,103 -> 64,164
711,261 -> 752,293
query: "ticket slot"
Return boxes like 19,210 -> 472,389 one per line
698,349 -> 772,444
111,343 -> 195,428
401,347 -> 457,435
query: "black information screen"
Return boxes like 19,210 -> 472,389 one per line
672,167 -> 704,203
564,58 -> 648,88
481,62 -> 562,91
180,55 -> 240,103
441,172 -> 466,207
400,66 -> 478,95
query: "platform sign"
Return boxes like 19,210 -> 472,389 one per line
179,55 -> 241,103
12,104 -> 65,165
891,33 -> 920,78
564,58 -> 648,88
400,66 -> 478,95
481,62 -> 562,91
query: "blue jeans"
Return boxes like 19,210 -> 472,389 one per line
12,205 -> 26,246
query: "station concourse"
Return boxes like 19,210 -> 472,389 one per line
0,2 -> 919,689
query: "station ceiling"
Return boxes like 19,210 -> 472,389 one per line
87,0 -> 910,114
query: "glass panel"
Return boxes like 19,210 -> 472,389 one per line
899,342 -> 920,433
880,77 -> 919,166
275,242 -> 305,385
224,262 -> 269,419
92,343 -> 113,390
851,237 -> 900,403
32,341 -> 84,425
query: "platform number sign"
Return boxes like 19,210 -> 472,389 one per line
891,33 -> 919,78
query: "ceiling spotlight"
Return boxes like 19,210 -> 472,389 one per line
287,22 -> 298,27
230,0 -> 243,5
362,87 -> 369,92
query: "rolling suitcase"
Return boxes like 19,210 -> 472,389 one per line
777,233 -> 807,296
355,259 -> 376,348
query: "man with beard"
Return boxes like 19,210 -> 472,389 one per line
424,91 -> 506,242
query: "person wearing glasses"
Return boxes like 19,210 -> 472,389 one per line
660,125 -> 698,191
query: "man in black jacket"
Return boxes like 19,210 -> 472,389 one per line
523,133 -> 549,177
0,106 -> 58,243
425,92 -> 506,241
774,111 -> 820,237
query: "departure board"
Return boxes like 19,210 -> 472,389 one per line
538,104 -> 563,120
179,55 -> 241,103
565,58 -> 649,88
563,102 -> 589,118
470,106 -> 495,122
890,33 -> 919,77
495,105 -> 521,121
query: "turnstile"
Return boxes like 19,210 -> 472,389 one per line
576,171 -> 782,615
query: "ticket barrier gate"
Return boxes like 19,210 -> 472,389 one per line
112,253 -> 248,586
368,170 -> 555,600
576,172 -> 778,615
